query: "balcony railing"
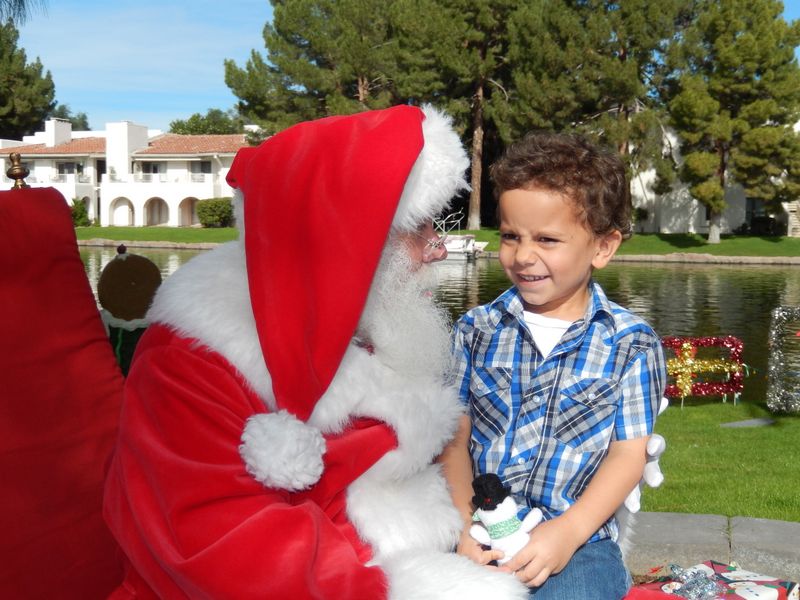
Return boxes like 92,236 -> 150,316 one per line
47,173 -> 93,184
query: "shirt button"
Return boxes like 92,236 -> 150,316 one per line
533,395 -> 541,403
588,393 -> 596,400
517,457 -> 525,465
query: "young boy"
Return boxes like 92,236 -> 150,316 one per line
443,132 -> 667,599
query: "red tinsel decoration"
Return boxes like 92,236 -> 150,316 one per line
662,336 -> 744,398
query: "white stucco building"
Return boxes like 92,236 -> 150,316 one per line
0,119 -> 248,226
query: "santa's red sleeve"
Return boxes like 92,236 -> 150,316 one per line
103,325 -> 394,599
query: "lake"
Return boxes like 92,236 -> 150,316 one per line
81,246 -> 800,406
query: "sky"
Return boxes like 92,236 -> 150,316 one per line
17,0 -> 273,132
14,1 -> 800,135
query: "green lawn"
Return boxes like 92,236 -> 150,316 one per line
642,400 -> 800,522
75,226 -> 238,244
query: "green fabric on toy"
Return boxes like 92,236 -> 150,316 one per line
97,245 -> 161,375
470,473 -> 543,566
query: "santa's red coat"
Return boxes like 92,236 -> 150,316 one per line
104,324 -> 398,599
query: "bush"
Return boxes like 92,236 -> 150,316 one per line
71,198 -> 90,227
197,197 -> 233,228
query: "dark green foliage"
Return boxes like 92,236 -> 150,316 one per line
0,19 -> 55,139
667,0 -> 800,242
0,0 -> 45,24
223,0 -> 800,237
49,103 -> 90,130
196,198 -> 234,228
70,198 -> 90,227
169,109 -> 245,135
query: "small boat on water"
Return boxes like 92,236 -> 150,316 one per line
444,234 -> 488,260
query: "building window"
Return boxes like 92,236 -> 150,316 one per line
57,161 -> 77,175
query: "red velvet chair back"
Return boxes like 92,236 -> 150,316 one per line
0,187 -> 124,598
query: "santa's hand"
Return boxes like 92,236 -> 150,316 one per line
239,410 -> 326,491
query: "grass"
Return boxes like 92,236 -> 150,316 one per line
75,226 -> 238,244
642,400 -> 800,522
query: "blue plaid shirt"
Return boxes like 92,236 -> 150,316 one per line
452,282 -> 666,542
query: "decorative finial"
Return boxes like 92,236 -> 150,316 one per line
7,152 -> 30,190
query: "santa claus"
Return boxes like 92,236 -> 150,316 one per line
102,105 -> 533,599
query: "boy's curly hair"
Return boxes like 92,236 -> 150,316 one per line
490,132 -> 632,239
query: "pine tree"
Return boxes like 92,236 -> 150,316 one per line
0,0 -> 45,24
667,0 -> 800,243
224,0 -> 398,135
50,103 -> 90,130
506,1 -> 693,197
169,108 -> 244,135
0,19 -> 55,139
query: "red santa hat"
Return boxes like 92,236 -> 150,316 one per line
226,105 -> 468,425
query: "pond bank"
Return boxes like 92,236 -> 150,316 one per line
483,250 -> 800,265
79,239 -> 800,264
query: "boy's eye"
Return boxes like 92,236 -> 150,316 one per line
537,237 -> 559,245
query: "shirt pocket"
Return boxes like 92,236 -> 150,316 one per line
555,376 -> 618,453
469,366 -> 512,443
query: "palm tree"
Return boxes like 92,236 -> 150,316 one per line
0,0 -> 45,24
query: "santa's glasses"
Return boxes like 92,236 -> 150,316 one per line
412,230 -> 449,258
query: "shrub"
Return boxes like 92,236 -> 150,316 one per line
197,197 -> 233,228
71,198 -> 90,227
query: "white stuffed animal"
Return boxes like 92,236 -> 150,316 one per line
469,474 -> 543,566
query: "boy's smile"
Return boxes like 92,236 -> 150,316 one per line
498,187 -> 621,321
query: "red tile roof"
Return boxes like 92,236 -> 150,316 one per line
134,134 -> 248,155
0,137 -> 106,155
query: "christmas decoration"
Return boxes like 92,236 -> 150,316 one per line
662,336 -> 745,407
766,306 -> 800,414
633,560 -> 799,600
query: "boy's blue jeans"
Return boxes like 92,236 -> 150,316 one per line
529,539 -> 631,599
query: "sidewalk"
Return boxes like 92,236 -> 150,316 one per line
626,512 -> 800,581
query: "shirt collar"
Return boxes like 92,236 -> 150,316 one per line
490,281 -> 616,333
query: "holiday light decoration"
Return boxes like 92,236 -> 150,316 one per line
662,336 -> 745,406
766,306 -> 800,414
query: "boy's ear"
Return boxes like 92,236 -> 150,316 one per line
591,230 -> 623,269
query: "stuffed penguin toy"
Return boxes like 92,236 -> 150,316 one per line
470,473 -> 543,566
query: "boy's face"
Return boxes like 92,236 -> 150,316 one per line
498,187 -> 621,321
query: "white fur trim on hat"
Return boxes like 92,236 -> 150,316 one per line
239,411 -> 326,491
391,105 -> 470,232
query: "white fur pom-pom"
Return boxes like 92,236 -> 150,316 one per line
239,411 -> 326,491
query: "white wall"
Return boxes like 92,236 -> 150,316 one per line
106,122 -> 149,180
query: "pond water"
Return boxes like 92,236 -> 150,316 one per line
81,246 -> 800,406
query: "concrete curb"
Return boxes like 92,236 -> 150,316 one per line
77,238 -> 220,250
626,512 -> 800,581
480,251 -> 800,264
612,253 -> 800,265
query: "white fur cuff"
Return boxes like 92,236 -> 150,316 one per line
239,411 -> 326,491
383,551 -> 528,600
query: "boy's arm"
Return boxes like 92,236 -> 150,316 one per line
503,436 -> 647,586
438,414 -> 504,565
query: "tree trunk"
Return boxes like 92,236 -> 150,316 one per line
708,211 -> 722,244
467,82 -> 484,231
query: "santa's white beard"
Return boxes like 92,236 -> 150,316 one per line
356,241 -> 452,380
